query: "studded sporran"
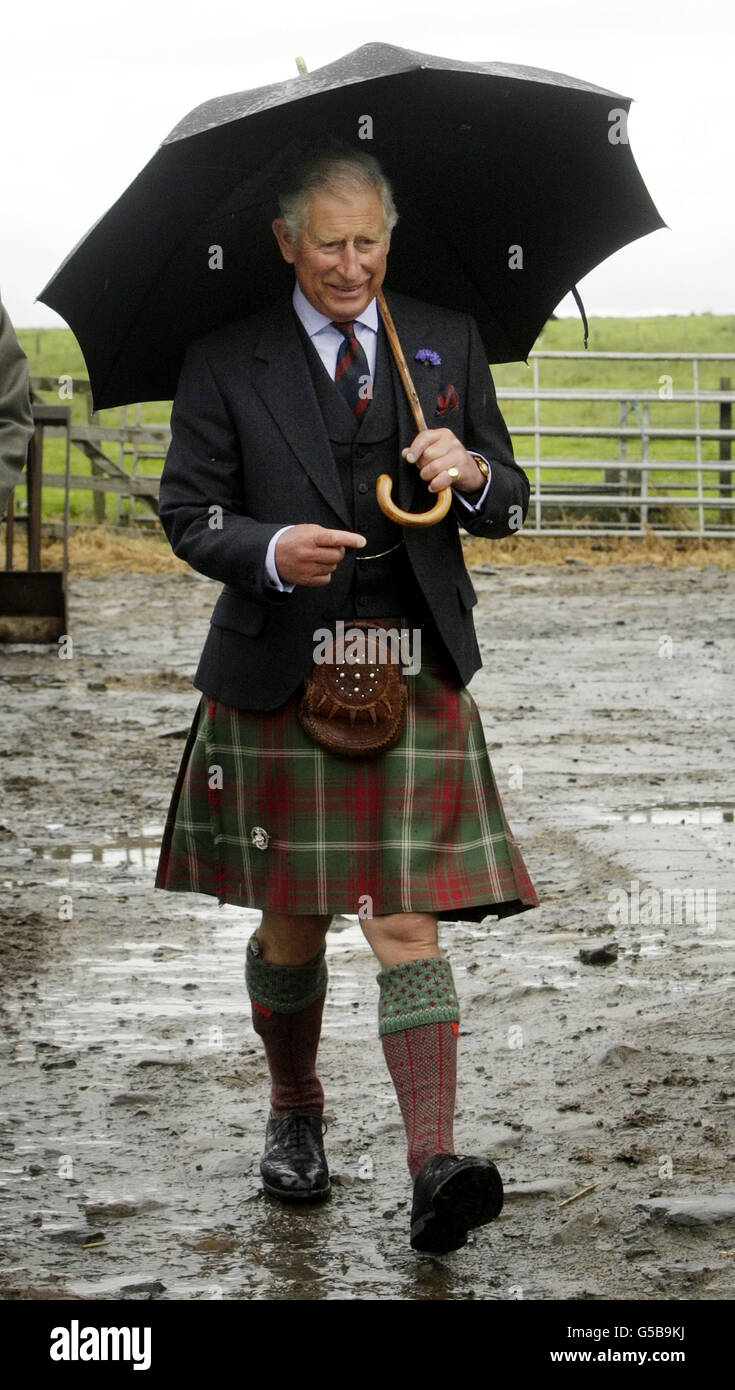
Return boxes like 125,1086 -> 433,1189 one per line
297,618 -> 408,758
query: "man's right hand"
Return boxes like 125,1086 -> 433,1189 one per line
274,525 -> 367,587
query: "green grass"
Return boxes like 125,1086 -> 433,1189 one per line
15,314 -> 735,524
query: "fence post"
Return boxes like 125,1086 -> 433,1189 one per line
720,376 -> 732,526
533,355 -> 541,533
87,391 -> 107,525
640,404 -> 649,532
616,400 -> 629,527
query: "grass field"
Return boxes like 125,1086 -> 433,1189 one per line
12,313 -> 735,528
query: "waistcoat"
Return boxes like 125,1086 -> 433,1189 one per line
295,313 -> 433,625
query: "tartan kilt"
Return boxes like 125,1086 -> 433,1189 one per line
154,630 -> 539,923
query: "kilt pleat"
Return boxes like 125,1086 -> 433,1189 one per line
154,647 -> 538,923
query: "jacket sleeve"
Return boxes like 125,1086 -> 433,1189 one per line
450,314 -> 531,540
0,297 -> 34,517
158,339 -> 290,604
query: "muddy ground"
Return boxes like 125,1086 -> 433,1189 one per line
0,560 -> 733,1302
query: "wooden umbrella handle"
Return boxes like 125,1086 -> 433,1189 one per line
377,290 -> 428,432
377,289 -> 451,528
376,472 -> 452,527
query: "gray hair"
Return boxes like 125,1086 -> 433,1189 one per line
277,148 -> 398,243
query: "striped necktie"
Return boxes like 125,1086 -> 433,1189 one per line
332,320 -> 372,420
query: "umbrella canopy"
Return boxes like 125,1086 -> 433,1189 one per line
38,42 -> 666,410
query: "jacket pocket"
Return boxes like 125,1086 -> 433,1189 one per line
210,587 -> 267,636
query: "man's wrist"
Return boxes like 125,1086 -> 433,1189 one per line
264,525 -> 295,591
456,452 -> 489,496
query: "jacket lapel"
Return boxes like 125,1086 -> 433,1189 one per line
250,295 -> 352,527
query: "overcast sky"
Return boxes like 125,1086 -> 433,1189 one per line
2,0 -> 732,328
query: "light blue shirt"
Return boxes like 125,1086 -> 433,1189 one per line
264,281 -> 492,591
292,278 -> 379,379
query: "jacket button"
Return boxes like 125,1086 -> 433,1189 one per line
357,481 -> 369,494
354,446 -> 367,459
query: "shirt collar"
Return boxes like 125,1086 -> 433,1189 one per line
292,279 -> 379,337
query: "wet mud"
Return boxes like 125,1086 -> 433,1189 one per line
0,561 -> 733,1301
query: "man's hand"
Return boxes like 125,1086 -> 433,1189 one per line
275,524 -> 367,586
402,429 -> 484,494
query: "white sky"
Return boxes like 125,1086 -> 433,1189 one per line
1,0 -> 733,327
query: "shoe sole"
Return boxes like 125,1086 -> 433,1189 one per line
410,1159 -> 503,1253
261,1177 -> 331,1205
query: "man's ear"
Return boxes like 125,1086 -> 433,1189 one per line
272,218 -> 296,265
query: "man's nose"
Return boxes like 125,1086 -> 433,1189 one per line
337,244 -> 361,280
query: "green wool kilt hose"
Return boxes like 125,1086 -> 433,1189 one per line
154,639 -> 538,923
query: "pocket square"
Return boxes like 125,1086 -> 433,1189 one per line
435,384 -> 459,418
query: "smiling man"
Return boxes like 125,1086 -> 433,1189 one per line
272,181 -> 388,320
156,146 -> 539,1254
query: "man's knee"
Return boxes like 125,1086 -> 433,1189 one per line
257,911 -> 332,965
360,910 -> 439,967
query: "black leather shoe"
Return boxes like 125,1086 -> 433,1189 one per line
410,1153 -> 503,1253
260,1113 -> 331,1204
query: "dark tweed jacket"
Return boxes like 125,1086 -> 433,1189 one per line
159,287 -> 531,710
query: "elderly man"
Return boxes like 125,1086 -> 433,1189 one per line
156,147 -> 538,1254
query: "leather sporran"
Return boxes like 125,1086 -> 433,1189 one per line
297,619 -> 408,758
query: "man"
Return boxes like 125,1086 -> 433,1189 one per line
156,148 -> 538,1254
0,293 -> 34,517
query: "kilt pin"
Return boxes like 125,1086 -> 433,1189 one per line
154,276 -> 539,1248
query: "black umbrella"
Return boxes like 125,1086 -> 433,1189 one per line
38,41 -> 666,410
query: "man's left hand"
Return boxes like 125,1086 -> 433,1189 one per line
402,429 -> 484,494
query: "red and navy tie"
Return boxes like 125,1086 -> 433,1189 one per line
332,320 -> 372,420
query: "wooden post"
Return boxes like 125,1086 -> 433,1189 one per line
26,417 -> 44,569
614,400 -> 629,527
87,388 -> 107,524
4,490 -> 15,569
720,376 -> 732,526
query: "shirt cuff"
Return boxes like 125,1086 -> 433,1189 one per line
453,455 -> 492,511
264,525 -> 296,591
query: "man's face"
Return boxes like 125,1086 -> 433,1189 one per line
272,185 -> 390,321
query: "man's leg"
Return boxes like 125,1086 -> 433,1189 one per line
245,911 -> 332,1202
360,911 -> 458,1176
361,910 -> 502,1252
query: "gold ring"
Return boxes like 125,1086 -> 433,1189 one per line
447,467 -> 459,480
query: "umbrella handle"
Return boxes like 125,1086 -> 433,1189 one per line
376,472 -> 452,527
376,289 -> 451,528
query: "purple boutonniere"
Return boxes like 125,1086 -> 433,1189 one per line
436,383 -> 459,418
415,347 -> 442,367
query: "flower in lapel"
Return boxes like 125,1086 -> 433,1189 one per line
435,384 -> 459,418
415,348 -> 442,367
